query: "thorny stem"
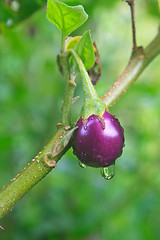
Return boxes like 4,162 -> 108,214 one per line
0,29 -> 160,220
0,44 -> 76,220
0,128 -> 68,219
60,53 -> 76,126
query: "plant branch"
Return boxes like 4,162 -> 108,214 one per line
0,49 -> 76,219
101,30 -> 160,108
0,29 -> 160,220
124,0 -> 137,51
0,128 -> 68,219
130,1 -> 137,50
60,53 -> 76,126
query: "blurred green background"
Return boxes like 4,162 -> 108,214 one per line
0,0 -> 160,239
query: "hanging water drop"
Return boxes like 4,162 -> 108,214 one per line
101,164 -> 115,180
79,160 -> 87,168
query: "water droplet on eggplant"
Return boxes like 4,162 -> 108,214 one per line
79,161 -> 87,168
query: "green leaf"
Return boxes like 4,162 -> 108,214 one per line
47,0 -> 88,36
75,30 -> 95,70
67,31 -> 95,71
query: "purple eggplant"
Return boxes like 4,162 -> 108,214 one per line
72,110 -> 124,168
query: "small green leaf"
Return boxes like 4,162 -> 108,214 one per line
47,0 -> 88,36
75,30 -> 95,70
68,31 -> 95,71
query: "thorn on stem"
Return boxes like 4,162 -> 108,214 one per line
56,122 -> 66,127
69,80 -> 76,87
0,225 -> 4,230
65,126 -> 71,130
72,96 -> 79,104
44,155 -> 56,168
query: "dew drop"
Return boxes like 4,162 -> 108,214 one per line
79,160 -> 87,168
101,164 -> 115,180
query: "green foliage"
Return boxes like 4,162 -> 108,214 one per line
0,0 -> 46,30
74,30 -> 95,70
146,0 -> 160,17
47,0 -> 88,36
67,31 -> 95,72
0,0 -> 158,31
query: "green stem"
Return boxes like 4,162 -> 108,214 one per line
61,31 -> 65,53
68,49 -> 106,119
0,44 -> 76,220
101,30 -> 160,108
60,53 -> 75,126
68,49 -> 98,102
0,128 -> 67,219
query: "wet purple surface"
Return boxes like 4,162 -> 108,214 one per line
72,110 -> 125,168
